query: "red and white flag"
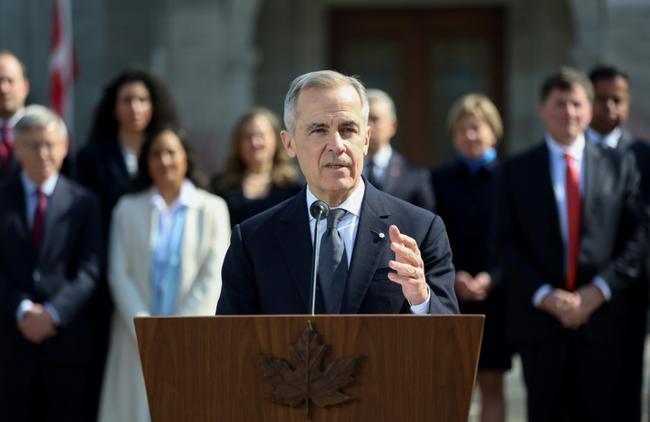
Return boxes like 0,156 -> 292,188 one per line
49,0 -> 77,134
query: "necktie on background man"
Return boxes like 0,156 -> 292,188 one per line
0,124 -> 12,174
318,208 -> 348,313
564,152 -> 581,291
33,189 -> 47,253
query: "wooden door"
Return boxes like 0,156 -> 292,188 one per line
330,8 -> 505,167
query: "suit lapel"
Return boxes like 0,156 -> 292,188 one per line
381,152 -> 402,194
277,188 -> 312,310
343,184 -> 391,313
7,177 -> 35,258
536,144 -> 564,249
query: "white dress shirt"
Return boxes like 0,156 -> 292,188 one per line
586,126 -> 622,149
532,134 -> 611,307
305,179 -> 430,313
16,171 -> 62,324
364,144 -> 393,185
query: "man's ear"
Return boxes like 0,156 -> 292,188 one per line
280,130 -> 296,158
363,125 -> 370,156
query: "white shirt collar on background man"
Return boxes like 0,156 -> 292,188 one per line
20,170 -> 59,228
306,179 -> 365,266
370,144 -> 393,169
0,107 -> 26,128
585,126 -> 622,149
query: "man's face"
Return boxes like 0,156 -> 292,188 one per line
0,54 -> 29,120
591,76 -> 630,135
14,125 -> 68,185
368,98 -> 397,156
281,84 -> 370,206
538,84 -> 592,146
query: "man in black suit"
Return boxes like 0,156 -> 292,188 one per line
0,50 -> 30,178
0,105 -> 102,422
496,67 -> 645,421
587,65 -> 650,420
217,70 -> 457,315
363,89 -> 435,210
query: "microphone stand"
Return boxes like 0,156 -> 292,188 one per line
309,200 -> 329,315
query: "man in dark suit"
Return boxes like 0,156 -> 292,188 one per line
217,70 -> 457,315
0,50 -> 30,178
496,67 -> 645,422
363,89 -> 435,211
0,105 -> 103,422
587,65 -> 650,421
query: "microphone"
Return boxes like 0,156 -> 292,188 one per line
309,200 -> 329,315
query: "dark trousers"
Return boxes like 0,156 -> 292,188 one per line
518,330 -> 621,422
1,353 -> 89,422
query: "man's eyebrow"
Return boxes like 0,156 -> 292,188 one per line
306,122 -> 328,131
339,119 -> 360,128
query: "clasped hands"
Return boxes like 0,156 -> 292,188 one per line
17,303 -> 57,344
455,271 -> 492,301
540,284 -> 605,329
387,225 -> 429,306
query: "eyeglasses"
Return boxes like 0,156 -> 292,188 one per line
19,141 -> 61,153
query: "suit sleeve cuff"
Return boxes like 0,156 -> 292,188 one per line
409,287 -> 431,314
44,303 -> 61,326
16,299 -> 35,321
592,277 -> 612,302
533,284 -> 553,308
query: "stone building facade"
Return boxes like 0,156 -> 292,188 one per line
1,0 -> 648,172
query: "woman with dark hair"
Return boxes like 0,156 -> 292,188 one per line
98,127 -> 229,422
211,106 -> 302,226
77,68 -> 181,231
431,94 -> 512,422
75,68 -> 182,421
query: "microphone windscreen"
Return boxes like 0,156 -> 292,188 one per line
310,200 -> 330,219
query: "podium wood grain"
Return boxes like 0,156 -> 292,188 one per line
135,315 -> 483,422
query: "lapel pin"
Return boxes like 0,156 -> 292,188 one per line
372,231 -> 386,240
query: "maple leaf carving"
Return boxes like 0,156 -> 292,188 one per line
260,321 -> 360,415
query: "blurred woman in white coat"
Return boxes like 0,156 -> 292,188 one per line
98,127 -> 230,422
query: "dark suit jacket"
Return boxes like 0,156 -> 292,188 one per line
76,139 -> 131,235
496,140 -> 644,344
374,151 -> 435,211
0,174 -> 103,365
216,181 -> 458,315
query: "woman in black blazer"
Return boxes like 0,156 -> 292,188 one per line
431,94 -> 511,422
74,68 -> 181,422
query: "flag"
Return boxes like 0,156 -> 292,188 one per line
49,0 -> 77,135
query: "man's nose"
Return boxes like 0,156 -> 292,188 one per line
327,132 -> 346,152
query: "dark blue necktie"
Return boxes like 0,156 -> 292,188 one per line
318,208 -> 348,313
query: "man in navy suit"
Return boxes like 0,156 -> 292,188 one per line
587,65 -> 650,421
0,105 -> 102,422
217,70 -> 457,315
363,88 -> 435,211
496,68 -> 645,421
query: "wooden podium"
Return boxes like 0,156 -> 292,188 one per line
135,315 -> 483,422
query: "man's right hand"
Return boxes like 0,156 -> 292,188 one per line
539,289 -> 586,329
454,270 -> 488,301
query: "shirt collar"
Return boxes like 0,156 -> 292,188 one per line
0,108 -> 26,128
369,144 -> 392,168
545,132 -> 586,161
21,171 -> 59,196
151,180 -> 199,212
306,178 -> 365,222
586,126 -> 622,149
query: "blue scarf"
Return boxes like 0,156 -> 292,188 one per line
457,147 -> 497,175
